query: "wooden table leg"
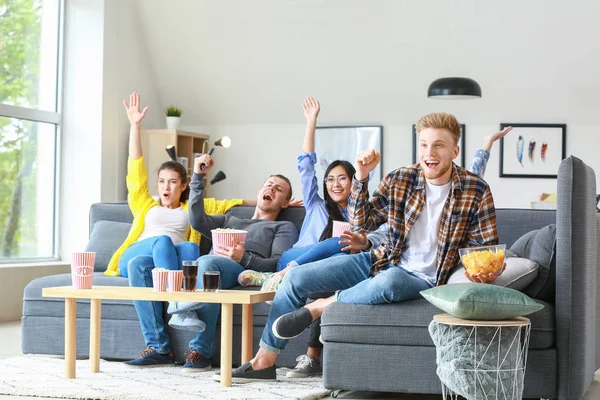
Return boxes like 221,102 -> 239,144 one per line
64,298 -> 76,379
220,303 -> 233,387
89,299 -> 101,373
241,304 -> 253,364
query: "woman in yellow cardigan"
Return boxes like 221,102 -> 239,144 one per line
105,92 -> 243,278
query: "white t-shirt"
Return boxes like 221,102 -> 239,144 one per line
137,206 -> 190,245
399,180 -> 452,286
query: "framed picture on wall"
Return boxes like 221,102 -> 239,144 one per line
314,126 -> 383,196
499,123 -> 566,178
412,124 -> 466,167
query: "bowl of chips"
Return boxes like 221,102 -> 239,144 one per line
458,244 -> 506,283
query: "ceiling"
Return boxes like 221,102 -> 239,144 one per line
131,0 -> 600,125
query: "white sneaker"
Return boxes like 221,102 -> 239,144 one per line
168,310 -> 206,332
286,355 -> 321,378
167,301 -> 204,315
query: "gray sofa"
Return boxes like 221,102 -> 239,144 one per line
321,156 -> 600,400
22,156 -> 599,399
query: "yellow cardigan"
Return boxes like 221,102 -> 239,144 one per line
104,157 -> 242,276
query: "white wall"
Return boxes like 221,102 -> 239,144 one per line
192,121 -> 596,209
60,0 -> 160,258
60,0 -> 105,258
126,0 -> 600,208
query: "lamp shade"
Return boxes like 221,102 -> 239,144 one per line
165,145 -> 177,161
210,170 -> 226,185
427,77 -> 482,99
214,136 -> 231,148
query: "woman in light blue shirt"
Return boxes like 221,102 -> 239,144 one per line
238,97 -> 357,290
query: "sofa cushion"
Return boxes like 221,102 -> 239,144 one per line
22,273 -> 139,321
320,299 -> 554,350
85,220 -> 132,272
420,283 -> 544,320
447,256 -> 539,291
509,224 -> 556,302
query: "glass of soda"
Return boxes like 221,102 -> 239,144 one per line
203,271 -> 220,293
182,260 -> 199,292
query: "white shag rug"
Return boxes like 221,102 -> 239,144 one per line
0,356 -> 330,400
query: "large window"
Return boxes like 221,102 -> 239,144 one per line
0,0 -> 62,261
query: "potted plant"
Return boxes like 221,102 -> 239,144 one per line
165,106 -> 182,130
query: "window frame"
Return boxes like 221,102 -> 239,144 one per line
0,0 -> 65,264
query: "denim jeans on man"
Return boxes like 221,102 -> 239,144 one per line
123,235 -> 199,354
186,255 -> 248,358
259,251 -> 431,353
276,237 -> 346,271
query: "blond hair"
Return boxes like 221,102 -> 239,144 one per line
415,112 -> 461,144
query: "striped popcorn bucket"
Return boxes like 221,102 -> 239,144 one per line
167,270 -> 183,292
211,229 -> 248,259
332,221 -> 352,238
71,265 -> 93,289
71,252 -> 96,269
152,269 -> 169,292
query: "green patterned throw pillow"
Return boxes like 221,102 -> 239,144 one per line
421,283 -> 544,320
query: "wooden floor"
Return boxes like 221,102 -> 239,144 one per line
1,320 -> 599,399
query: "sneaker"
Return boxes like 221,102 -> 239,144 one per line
261,275 -> 283,292
272,308 -> 314,340
168,310 -> 207,332
261,275 -> 283,305
123,347 -> 174,367
181,349 -> 211,373
286,355 -> 322,378
167,301 -> 205,315
212,362 -> 276,383
238,270 -> 272,287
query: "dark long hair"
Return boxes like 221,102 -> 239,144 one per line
319,160 -> 356,241
158,161 -> 190,203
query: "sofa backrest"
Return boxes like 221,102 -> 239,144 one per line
89,201 -> 133,236
495,209 -> 555,248
88,199 -> 557,272
198,205 -> 306,254
87,203 -> 306,269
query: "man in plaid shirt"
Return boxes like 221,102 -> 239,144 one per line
223,112 -> 499,382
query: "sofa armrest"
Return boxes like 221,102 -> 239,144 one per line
555,156 -> 600,400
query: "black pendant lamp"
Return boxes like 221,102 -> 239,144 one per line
427,77 -> 482,99
427,0 -> 482,100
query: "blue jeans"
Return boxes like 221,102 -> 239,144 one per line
277,237 -> 347,271
188,255 -> 246,358
124,236 -> 199,353
119,236 -> 199,278
259,252 -> 432,353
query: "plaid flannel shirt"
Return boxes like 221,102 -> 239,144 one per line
349,163 -> 498,286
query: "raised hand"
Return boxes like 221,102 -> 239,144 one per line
354,149 -> 381,181
482,126 -> 513,151
302,97 -> 320,122
123,92 -> 149,125
339,231 -> 369,253
194,154 -> 214,175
